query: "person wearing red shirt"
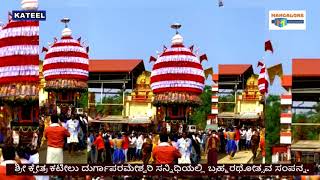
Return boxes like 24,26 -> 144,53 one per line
0,145 -> 35,180
44,115 -> 70,164
153,133 -> 181,164
235,127 -> 241,151
93,131 -> 105,163
122,133 -> 129,163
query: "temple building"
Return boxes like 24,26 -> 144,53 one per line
210,64 -> 264,128
236,75 -> 264,126
150,24 -> 207,132
125,71 -> 156,131
88,59 -> 145,132
272,59 -> 320,164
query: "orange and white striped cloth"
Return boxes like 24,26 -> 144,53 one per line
257,61 -> 269,94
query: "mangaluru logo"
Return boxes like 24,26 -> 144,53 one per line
269,11 -> 306,30
271,17 -> 304,28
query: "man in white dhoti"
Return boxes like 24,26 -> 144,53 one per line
44,115 -> 70,164
177,132 -> 192,164
66,114 -> 80,155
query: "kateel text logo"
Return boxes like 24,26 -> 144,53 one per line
269,10 -> 306,30
12,10 -> 46,21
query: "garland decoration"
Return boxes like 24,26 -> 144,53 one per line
12,126 -> 39,133
0,83 -> 39,99
4,97 -> 39,105
45,80 -> 87,92
153,92 -> 202,106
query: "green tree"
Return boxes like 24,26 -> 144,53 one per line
307,103 -> 320,139
95,91 -> 130,116
78,91 -> 88,109
219,94 -> 235,112
189,85 -> 212,129
95,96 -> 122,115
292,103 -> 320,141
265,95 -> 281,163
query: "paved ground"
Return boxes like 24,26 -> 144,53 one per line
59,151 -> 258,180
218,150 -> 254,164
251,151 -> 263,164
39,146 -> 87,164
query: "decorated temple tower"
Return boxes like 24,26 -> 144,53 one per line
42,18 -> 89,116
0,0 -> 40,128
150,24 -> 207,132
0,0 -> 40,145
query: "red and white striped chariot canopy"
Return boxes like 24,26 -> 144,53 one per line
0,0 -> 39,100
150,24 -> 206,105
43,19 -> 89,91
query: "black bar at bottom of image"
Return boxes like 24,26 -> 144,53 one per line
6,164 -> 318,176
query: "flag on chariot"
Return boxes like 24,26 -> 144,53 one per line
257,61 -> 269,94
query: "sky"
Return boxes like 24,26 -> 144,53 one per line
1,0 -> 320,94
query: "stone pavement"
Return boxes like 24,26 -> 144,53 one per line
39,146 -> 87,164
251,151 -> 263,164
218,150 -> 254,164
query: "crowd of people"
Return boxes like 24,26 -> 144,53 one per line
0,117 -> 91,180
87,125 -> 265,165
216,126 -> 265,161
40,102 -> 88,153
41,113 -> 88,164
0,121 -> 264,179
0,144 -> 40,180
87,130 -> 182,164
